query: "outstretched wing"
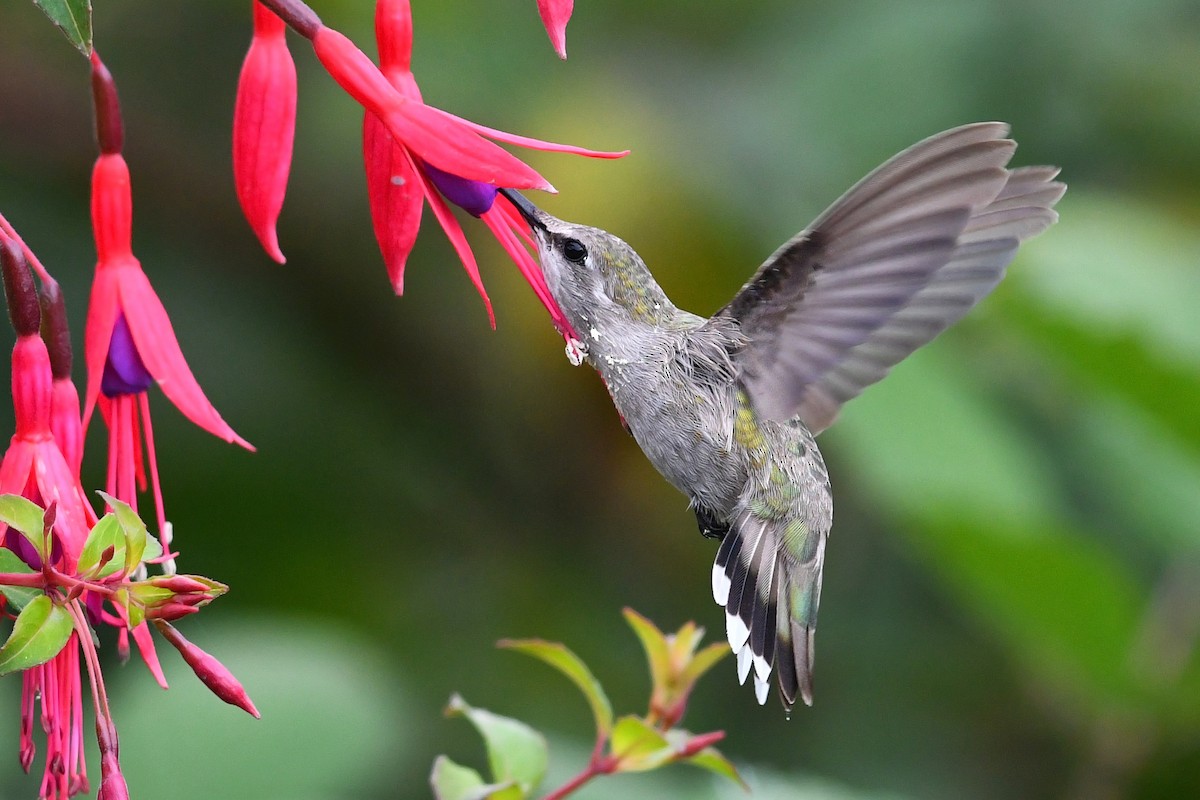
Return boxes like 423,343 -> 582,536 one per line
716,122 -> 1064,430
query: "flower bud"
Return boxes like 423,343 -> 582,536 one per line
154,621 -> 260,718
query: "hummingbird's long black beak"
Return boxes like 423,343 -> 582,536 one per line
498,188 -> 547,233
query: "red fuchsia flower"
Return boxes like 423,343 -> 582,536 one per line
0,219 -> 83,477
254,0 -> 625,339
0,241 -> 92,798
536,0 -> 574,59
0,239 -> 92,570
233,1 -> 297,263
362,0 -> 622,338
84,53 -> 252,565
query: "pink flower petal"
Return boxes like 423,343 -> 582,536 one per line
116,269 -> 253,451
409,156 -> 496,328
427,106 -> 628,160
311,27 -> 553,191
536,0 -> 574,59
364,113 -> 423,294
130,620 -> 168,689
375,0 -> 414,74
233,2 -> 297,264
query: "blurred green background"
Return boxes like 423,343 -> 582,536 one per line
2,0 -> 1199,798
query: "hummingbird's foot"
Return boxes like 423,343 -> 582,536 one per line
694,507 -> 729,541
565,337 -> 588,366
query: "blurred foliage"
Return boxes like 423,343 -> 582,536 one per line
1,0 -> 1199,798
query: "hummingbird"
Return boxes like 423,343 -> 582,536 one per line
500,122 -> 1064,711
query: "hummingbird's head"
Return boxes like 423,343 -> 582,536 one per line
500,190 -> 675,331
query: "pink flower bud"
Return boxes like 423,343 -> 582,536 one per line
145,602 -> 201,621
96,751 -> 129,800
155,622 -> 260,718
149,575 -> 215,594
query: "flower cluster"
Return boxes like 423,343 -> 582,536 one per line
235,0 -> 625,343
0,51 -> 255,800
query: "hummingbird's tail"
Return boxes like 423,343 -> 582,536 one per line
712,506 -> 827,710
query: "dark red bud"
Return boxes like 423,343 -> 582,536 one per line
89,52 -> 124,155
96,544 -> 116,570
2,237 -> 40,337
42,501 -> 57,533
38,281 -> 73,379
257,0 -> 321,39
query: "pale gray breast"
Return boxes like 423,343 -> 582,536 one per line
596,323 -> 747,511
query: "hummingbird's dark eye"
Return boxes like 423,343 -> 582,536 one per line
561,238 -> 588,264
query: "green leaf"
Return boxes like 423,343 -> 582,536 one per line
0,549 -> 40,611
682,745 -> 744,787
609,715 -> 673,772
97,492 -> 162,574
624,608 -> 672,690
445,694 -> 547,794
429,755 -> 519,800
0,494 -> 48,564
677,641 -> 730,688
498,638 -> 613,738
77,513 -> 124,578
32,0 -> 93,55
0,595 -> 74,675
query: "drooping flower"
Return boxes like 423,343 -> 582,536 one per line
233,1 -> 298,263
0,238 -> 92,568
0,240 -> 93,798
252,0 -> 625,336
84,53 -> 252,561
361,0 -> 622,336
536,0 -> 574,59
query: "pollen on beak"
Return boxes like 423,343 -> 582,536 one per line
498,188 -> 548,233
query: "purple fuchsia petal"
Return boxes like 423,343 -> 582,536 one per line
423,163 -> 498,217
100,314 -> 154,397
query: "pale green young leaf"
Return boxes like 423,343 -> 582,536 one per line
31,0 -> 93,55
445,694 -> 546,795
662,729 -> 745,788
498,638 -> 613,738
0,494 -> 48,563
610,715 -> 673,772
0,549 -> 40,610
77,514 -> 124,578
430,755 -> 517,800
623,607 -> 672,691
0,595 -> 73,675
683,746 -> 744,787
678,642 -> 730,688
97,492 -> 162,573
